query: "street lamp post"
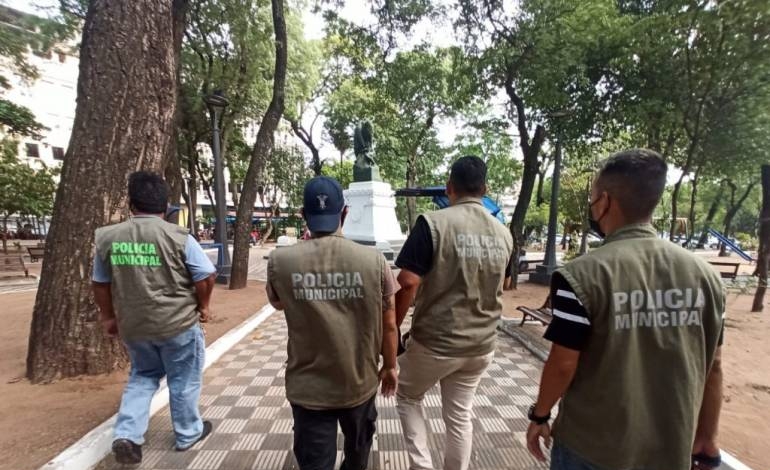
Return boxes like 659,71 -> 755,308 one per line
204,91 -> 231,284
530,112 -> 568,285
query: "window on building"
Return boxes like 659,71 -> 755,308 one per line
52,147 -> 65,160
25,143 -> 40,158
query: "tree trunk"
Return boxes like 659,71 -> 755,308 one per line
752,165 -> 770,312
697,181 -> 725,248
289,119 -> 322,176
535,169 -> 547,207
186,151 -> 199,236
229,0 -> 287,290
685,171 -> 700,245
719,182 -> 756,256
406,153 -> 417,229
670,176 -> 685,241
2,216 -> 8,254
165,152 -> 184,205
503,68 -> 546,289
27,0 -> 187,383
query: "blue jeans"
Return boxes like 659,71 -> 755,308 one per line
551,441 -> 606,470
114,324 -> 205,449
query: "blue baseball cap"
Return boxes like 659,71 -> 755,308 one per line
303,176 -> 345,233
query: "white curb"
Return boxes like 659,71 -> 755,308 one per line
723,451 -> 754,470
40,304 -> 276,470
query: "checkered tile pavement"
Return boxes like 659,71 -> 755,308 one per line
97,313 -> 549,470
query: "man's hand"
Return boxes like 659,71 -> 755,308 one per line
199,306 -> 212,323
102,318 -> 118,338
692,437 -> 721,469
526,422 -> 551,462
379,367 -> 398,397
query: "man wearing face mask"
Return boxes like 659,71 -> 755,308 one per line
526,149 -> 725,470
266,176 -> 399,470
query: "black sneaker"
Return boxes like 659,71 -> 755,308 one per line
176,420 -> 213,451
112,439 -> 142,465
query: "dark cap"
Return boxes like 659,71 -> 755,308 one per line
303,176 -> 345,233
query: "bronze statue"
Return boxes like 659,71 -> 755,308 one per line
353,120 -> 381,182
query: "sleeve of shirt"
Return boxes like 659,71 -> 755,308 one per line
381,255 -> 399,298
91,252 -> 111,283
184,235 -> 217,282
395,216 -> 433,276
543,272 -> 591,351
265,255 -> 280,303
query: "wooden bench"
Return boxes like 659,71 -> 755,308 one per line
27,247 -> 45,262
516,298 -> 552,326
708,261 -> 740,280
0,255 -> 29,278
519,258 -> 545,273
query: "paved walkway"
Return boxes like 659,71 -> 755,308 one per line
96,312 -> 549,470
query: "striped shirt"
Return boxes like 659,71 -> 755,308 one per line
544,273 -> 590,351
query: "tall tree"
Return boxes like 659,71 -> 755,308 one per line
752,165 -> 770,312
26,0 -> 188,383
229,0 -> 287,289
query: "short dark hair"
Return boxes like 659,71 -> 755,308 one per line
449,155 -> 487,196
128,171 -> 169,214
596,148 -> 667,221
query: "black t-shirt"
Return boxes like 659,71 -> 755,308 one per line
543,273 -> 591,351
396,215 -> 513,276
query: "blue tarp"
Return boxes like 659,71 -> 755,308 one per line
395,186 -> 506,224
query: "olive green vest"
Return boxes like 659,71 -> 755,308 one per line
268,235 -> 385,409
94,216 -> 199,341
411,198 -> 513,357
554,224 -> 724,470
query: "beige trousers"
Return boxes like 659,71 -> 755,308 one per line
396,339 -> 494,470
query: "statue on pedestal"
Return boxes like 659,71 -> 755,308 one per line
353,120 -> 381,182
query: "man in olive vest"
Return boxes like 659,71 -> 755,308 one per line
395,156 -> 513,470
266,176 -> 398,470
92,171 -> 216,465
526,149 -> 724,470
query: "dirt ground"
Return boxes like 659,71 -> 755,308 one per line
0,282 -> 268,470
503,281 -> 770,469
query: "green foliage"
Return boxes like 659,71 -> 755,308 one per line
735,232 -> 758,251
0,99 -> 46,138
178,0 -> 317,180
262,146 -> 310,212
321,160 -> 354,189
525,202 -> 550,234
451,115 -> 521,199
323,44 -> 474,193
0,138 -> 57,221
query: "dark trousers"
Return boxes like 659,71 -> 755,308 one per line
291,394 -> 377,470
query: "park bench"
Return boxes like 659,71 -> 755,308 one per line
516,298 -> 552,326
27,247 -> 45,262
708,261 -> 741,280
0,255 -> 29,278
520,258 -> 544,273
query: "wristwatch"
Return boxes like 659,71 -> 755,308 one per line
528,405 -> 551,425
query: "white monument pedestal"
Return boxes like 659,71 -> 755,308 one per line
343,181 -> 406,261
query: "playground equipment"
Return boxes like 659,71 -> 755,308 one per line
707,228 -> 754,262
395,186 -> 506,224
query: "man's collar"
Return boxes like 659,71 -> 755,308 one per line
452,196 -> 484,206
603,223 -> 658,244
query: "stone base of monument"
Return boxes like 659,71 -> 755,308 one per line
343,180 -> 406,261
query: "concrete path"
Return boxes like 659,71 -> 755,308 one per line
95,312 -> 549,470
